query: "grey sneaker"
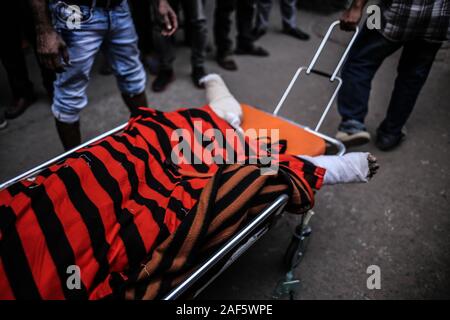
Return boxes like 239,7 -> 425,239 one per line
0,111 -> 7,130
335,119 -> 370,147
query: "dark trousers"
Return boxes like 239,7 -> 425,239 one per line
0,0 -> 55,99
129,0 -> 153,54
338,26 -> 442,135
152,0 -> 207,71
214,0 -> 255,55
255,0 -> 297,31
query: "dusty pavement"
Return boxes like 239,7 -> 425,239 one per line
1,3 -> 449,299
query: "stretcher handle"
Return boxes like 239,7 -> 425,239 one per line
273,21 -> 359,132
272,66 -> 343,132
306,20 -> 359,81
308,69 -> 333,79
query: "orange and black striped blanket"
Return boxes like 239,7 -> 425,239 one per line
0,106 -> 324,299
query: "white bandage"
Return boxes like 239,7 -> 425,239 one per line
200,74 -> 243,132
301,152 -> 370,185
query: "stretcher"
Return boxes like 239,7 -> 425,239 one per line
0,21 -> 358,300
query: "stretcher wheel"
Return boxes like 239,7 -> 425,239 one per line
283,224 -> 312,271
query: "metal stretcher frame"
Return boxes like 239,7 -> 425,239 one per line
163,20 -> 357,300
0,21 -> 357,300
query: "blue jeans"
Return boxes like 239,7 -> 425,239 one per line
51,0 -> 146,123
337,25 -> 441,135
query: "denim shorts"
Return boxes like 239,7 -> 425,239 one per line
50,0 -> 146,123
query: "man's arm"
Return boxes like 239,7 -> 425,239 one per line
340,0 -> 368,31
29,0 -> 69,72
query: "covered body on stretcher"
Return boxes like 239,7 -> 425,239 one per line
0,75 -> 377,300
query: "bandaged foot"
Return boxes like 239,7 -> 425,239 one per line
200,73 -> 243,132
301,152 -> 379,185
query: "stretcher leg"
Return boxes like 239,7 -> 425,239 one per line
272,210 -> 314,300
